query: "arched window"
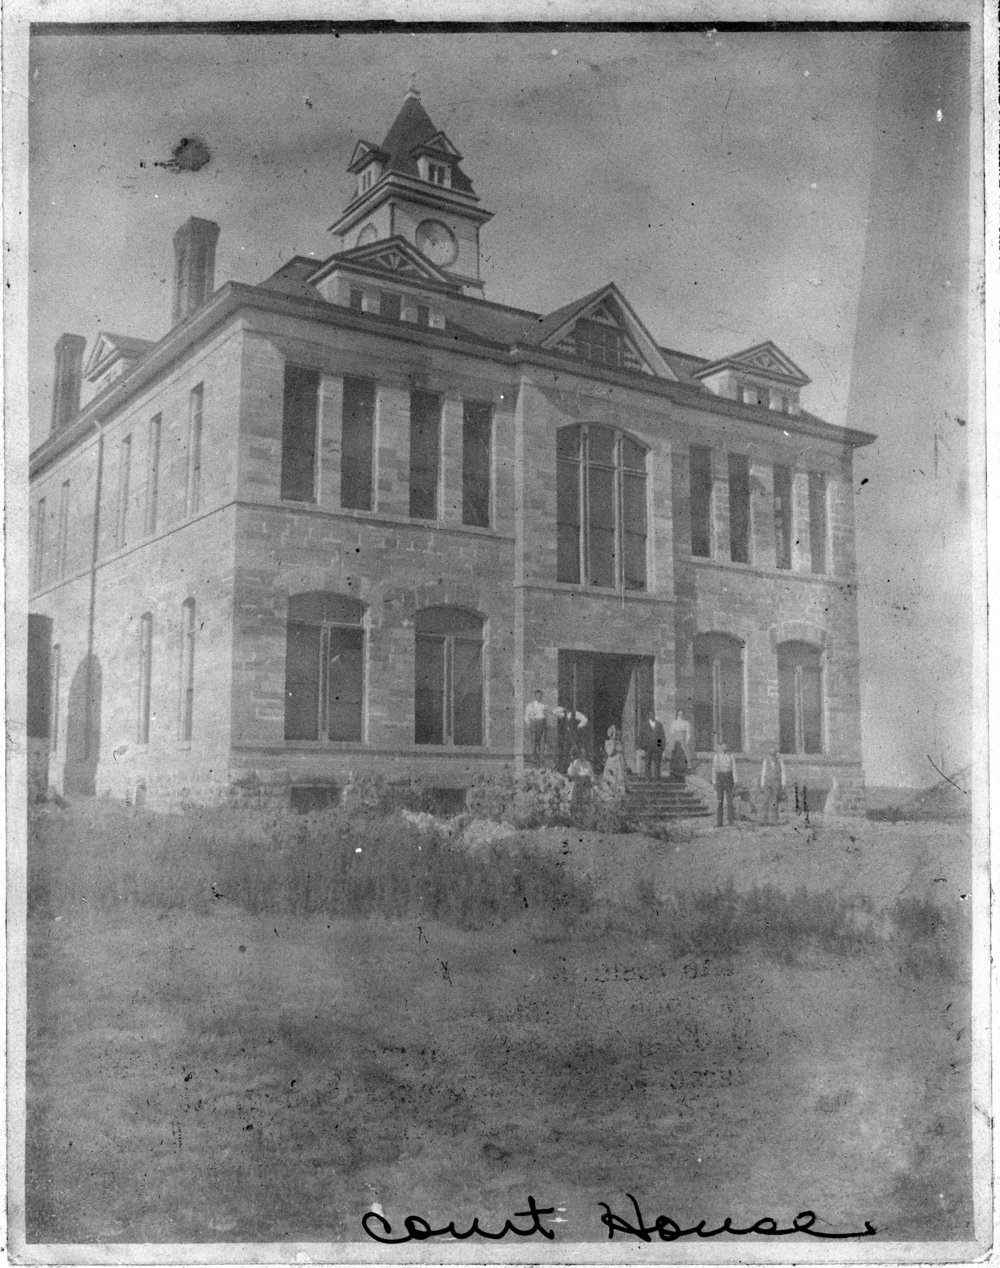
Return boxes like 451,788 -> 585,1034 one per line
414,607 -> 484,746
556,424 -> 647,590
693,633 -> 744,752
285,593 -> 365,741
778,641 -> 823,754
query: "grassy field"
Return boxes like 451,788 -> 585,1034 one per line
24,808 -> 973,1246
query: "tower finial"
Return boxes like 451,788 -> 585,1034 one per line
405,72 -> 419,99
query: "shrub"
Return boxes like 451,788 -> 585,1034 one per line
466,767 -> 573,827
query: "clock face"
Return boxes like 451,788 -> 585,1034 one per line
415,219 -> 458,266
356,223 -> 378,247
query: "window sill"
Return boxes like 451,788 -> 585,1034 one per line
413,743 -> 491,754
284,739 -> 368,749
537,581 -> 665,603
689,557 -> 834,583
243,500 -> 513,541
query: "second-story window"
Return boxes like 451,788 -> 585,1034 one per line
280,365 -> 320,502
427,161 -> 449,187
809,472 -> 828,573
381,292 -> 402,321
186,384 -> 203,516
556,424 -> 647,591
462,400 -> 492,528
32,497 -> 46,590
773,464 -> 793,570
728,453 -> 751,564
116,435 -> 132,549
409,390 -> 441,520
146,414 -> 162,534
689,445 -> 713,559
341,376 -> 376,512
56,480 -> 71,579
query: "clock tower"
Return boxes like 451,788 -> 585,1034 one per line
327,83 -> 493,296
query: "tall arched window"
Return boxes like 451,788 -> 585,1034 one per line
556,424 -> 647,590
693,633 -> 744,752
414,607 -> 484,746
285,593 -> 365,741
778,641 -> 823,754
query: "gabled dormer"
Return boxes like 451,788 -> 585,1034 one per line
694,341 -> 809,414
347,140 -> 388,199
412,131 -> 462,187
83,331 -> 154,397
309,236 -> 454,328
530,284 -> 678,380
328,84 -> 493,297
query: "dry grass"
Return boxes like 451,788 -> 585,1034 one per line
23,809 -> 974,1246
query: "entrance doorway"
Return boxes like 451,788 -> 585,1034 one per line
557,650 -> 654,773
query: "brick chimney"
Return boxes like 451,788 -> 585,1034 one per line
50,333 -> 87,434
172,217 -> 220,325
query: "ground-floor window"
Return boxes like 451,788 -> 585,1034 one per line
284,592 -> 365,741
414,607 -> 483,746
778,641 -> 823,753
178,598 -> 196,741
693,632 -> 744,751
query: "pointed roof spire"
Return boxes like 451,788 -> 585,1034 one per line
376,89 -> 477,195
406,72 -> 419,99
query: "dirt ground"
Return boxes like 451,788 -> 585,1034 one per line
23,817 -> 974,1247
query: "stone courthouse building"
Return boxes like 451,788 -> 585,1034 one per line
28,86 -> 873,812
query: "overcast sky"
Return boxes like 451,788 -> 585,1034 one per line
26,25 -> 976,785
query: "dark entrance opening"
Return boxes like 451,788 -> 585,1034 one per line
557,650 -> 653,772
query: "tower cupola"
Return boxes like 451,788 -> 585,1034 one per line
327,84 -> 492,296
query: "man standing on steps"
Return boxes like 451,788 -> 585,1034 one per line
670,708 -> 693,765
524,689 -> 547,764
644,711 -> 667,780
712,740 -> 738,827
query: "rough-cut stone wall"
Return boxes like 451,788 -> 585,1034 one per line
29,324 -> 244,808
229,319 -> 520,794
29,308 -> 868,812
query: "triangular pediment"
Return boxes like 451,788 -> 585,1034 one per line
413,130 -> 462,161
312,235 -> 459,287
534,284 -> 676,380
347,140 -> 388,173
695,341 -> 810,386
83,331 -> 153,381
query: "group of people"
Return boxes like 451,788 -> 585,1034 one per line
711,742 -> 788,826
526,691 -> 694,794
527,689 -> 791,828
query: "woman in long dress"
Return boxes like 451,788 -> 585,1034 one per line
601,739 -> 628,797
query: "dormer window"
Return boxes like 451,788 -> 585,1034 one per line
574,318 -> 626,369
418,156 -> 452,188
737,384 -> 764,407
358,165 -> 379,196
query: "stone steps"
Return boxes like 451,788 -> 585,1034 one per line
625,776 -> 712,821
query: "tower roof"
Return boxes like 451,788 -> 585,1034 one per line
375,89 -> 476,195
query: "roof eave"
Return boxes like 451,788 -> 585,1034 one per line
328,175 -> 492,235
511,345 -> 875,446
